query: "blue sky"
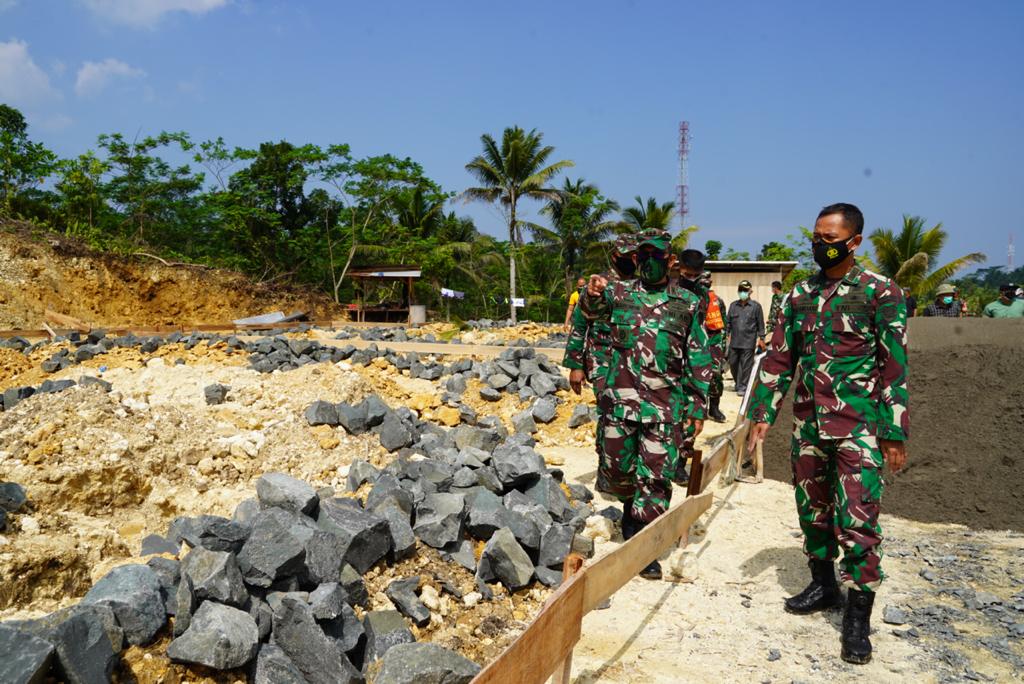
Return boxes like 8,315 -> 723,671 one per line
2,0 -> 1022,270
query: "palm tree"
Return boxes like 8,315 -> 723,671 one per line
670,225 -> 700,252
622,196 -> 676,231
394,185 -> 445,238
862,215 -> 985,298
463,126 -> 573,322
527,177 -> 620,295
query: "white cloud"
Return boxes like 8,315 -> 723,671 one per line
0,0 -> 18,12
0,39 -> 61,107
74,58 -> 145,97
82,0 -> 229,27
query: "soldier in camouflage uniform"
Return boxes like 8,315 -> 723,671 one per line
563,234 -> 638,396
700,271 -> 729,421
580,229 -> 713,580
745,203 -> 908,665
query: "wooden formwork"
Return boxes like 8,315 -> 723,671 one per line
472,421 -> 750,684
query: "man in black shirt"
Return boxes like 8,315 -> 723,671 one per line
727,280 -> 765,395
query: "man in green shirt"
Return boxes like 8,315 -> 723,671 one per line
982,284 -> 1024,318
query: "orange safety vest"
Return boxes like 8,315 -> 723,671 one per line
705,291 -> 725,331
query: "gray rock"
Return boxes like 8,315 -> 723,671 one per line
79,375 -> 112,392
48,608 -> 118,684
386,577 -> 430,627
257,472 -> 319,516
265,591 -> 309,613
413,493 -> 465,548
365,475 -> 414,516
453,425 -> 499,453
477,527 -> 534,590
375,642 -> 481,684
237,508 -> 308,588
0,482 -> 27,513
571,532 -> 595,558
4,603 -> 123,655
195,518 -> 250,553
340,564 -> 368,608
466,490 -> 511,539
488,373 -> 513,390
364,395 -> 390,428
458,446 -> 491,467
534,566 -> 563,587
316,499 -> 390,573
146,556 -> 180,614
82,564 -> 166,646
490,444 -> 545,489
378,412 -> 413,452
305,400 -> 339,426
362,610 -> 415,664
255,643 -> 307,684
318,601 -> 365,654
522,474 -> 572,521
0,624 -> 54,684
337,401 -> 370,435
530,373 -> 557,397
883,606 -> 908,625
479,386 -> 502,402
140,533 -> 179,556
512,409 -> 538,435
538,524 -> 574,568
309,582 -> 346,620
767,648 -> 781,662
531,397 -> 558,423
380,507 -> 417,561
441,539 -> 478,573
181,546 -> 248,607
173,575 -> 196,637
272,597 -> 362,684
568,404 -> 592,428
167,601 -> 258,670
302,529 -> 346,585
566,483 -> 593,503
232,498 -> 261,525
204,383 -> 229,405
445,374 -> 467,395
504,507 -> 541,552
347,460 -> 381,492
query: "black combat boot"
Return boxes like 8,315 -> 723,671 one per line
708,397 -> 727,423
840,589 -> 875,664
621,507 -> 662,580
784,559 -> 842,614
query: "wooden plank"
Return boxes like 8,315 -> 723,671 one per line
699,436 -> 733,493
44,309 -> 90,331
471,573 -> 586,684
580,491 -> 712,614
0,329 -> 52,339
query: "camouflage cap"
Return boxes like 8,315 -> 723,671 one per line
637,228 -> 671,251
613,233 -> 638,255
699,270 -> 712,287
738,279 -> 753,290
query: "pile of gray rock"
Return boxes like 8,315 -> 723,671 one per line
472,346 -> 568,404
0,374 -> 111,413
0,472 -> 487,683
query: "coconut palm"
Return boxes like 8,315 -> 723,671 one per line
463,126 -> 574,322
862,215 -> 985,298
527,177 -> 620,295
622,196 -> 676,231
670,224 -> 700,252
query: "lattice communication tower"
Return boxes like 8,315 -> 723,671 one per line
677,121 -> 691,230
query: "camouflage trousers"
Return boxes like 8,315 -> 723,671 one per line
597,417 -> 684,523
791,419 -> 885,592
708,332 -> 726,399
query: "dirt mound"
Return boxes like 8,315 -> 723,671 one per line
763,342 -> 1024,531
0,223 -> 345,329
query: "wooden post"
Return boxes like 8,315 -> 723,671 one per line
550,554 -> 585,684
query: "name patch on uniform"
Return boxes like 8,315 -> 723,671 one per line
835,303 -> 872,314
793,302 -> 818,315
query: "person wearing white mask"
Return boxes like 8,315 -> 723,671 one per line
921,284 -> 960,317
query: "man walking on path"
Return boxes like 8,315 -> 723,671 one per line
564,277 -> 586,330
578,229 -> 712,580
726,280 -> 765,395
766,280 -> 784,334
982,283 -> 1024,318
921,284 -> 960,317
745,202 -> 909,666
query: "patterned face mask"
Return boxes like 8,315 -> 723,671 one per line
637,252 -> 668,285
812,237 -> 854,269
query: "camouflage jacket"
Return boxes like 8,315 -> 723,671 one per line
746,265 -> 909,440
766,293 -> 784,333
562,273 -> 623,393
580,279 -> 713,423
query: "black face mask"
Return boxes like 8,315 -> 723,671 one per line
678,275 -> 699,293
614,256 -> 636,278
812,238 -> 854,270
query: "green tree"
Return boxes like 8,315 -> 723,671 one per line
721,247 -> 751,260
621,195 -> 675,231
704,239 -> 723,259
862,214 -> 985,298
464,126 -> 573,323
528,177 -> 619,295
55,152 -> 110,240
0,104 -> 57,216
670,225 -> 700,252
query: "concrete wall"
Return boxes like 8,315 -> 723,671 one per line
906,317 -> 1024,352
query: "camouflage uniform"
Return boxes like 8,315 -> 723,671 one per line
746,264 -> 908,592
581,232 -> 713,523
766,292 -> 784,334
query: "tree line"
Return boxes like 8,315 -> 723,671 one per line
1,103 -> 991,321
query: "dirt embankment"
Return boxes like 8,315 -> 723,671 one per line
0,223 -> 345,329
762,331 -> 1024,532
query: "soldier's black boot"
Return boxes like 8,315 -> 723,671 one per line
621,507 -> 662,579
840,590 -> 875,664
784,559 -> 842,614
708,397 -> 727,423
